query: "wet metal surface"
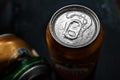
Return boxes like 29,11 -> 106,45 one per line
0,0 -> 120,80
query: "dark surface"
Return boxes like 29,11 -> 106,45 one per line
0,0 -> 120,80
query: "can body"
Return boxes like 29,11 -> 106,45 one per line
46,5 -> 104,80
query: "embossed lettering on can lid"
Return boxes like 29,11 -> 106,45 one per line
50,5 -> 100,48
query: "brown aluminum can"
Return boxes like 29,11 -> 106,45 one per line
0,34 -> 34,71
46,5 -> 104,80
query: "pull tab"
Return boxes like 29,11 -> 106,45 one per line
64,20 -> 82,40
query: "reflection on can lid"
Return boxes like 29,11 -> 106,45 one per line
50,5 -> 100,48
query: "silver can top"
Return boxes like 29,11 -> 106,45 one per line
50,5 -> 100,48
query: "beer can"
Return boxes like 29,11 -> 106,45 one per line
0,34 -> 51,80
3,57 -> 51,80
46,4 -> 104,80
0,34 -> 34,71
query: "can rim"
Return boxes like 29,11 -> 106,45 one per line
18,65 -> 47,80
49,4 -> 100,48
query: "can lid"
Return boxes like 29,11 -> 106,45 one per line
50,4 -> 100,48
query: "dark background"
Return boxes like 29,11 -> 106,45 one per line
0,0 -> 120,80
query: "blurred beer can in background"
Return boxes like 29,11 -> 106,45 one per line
46,4 -> 104,80
0,34 -> 51,80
